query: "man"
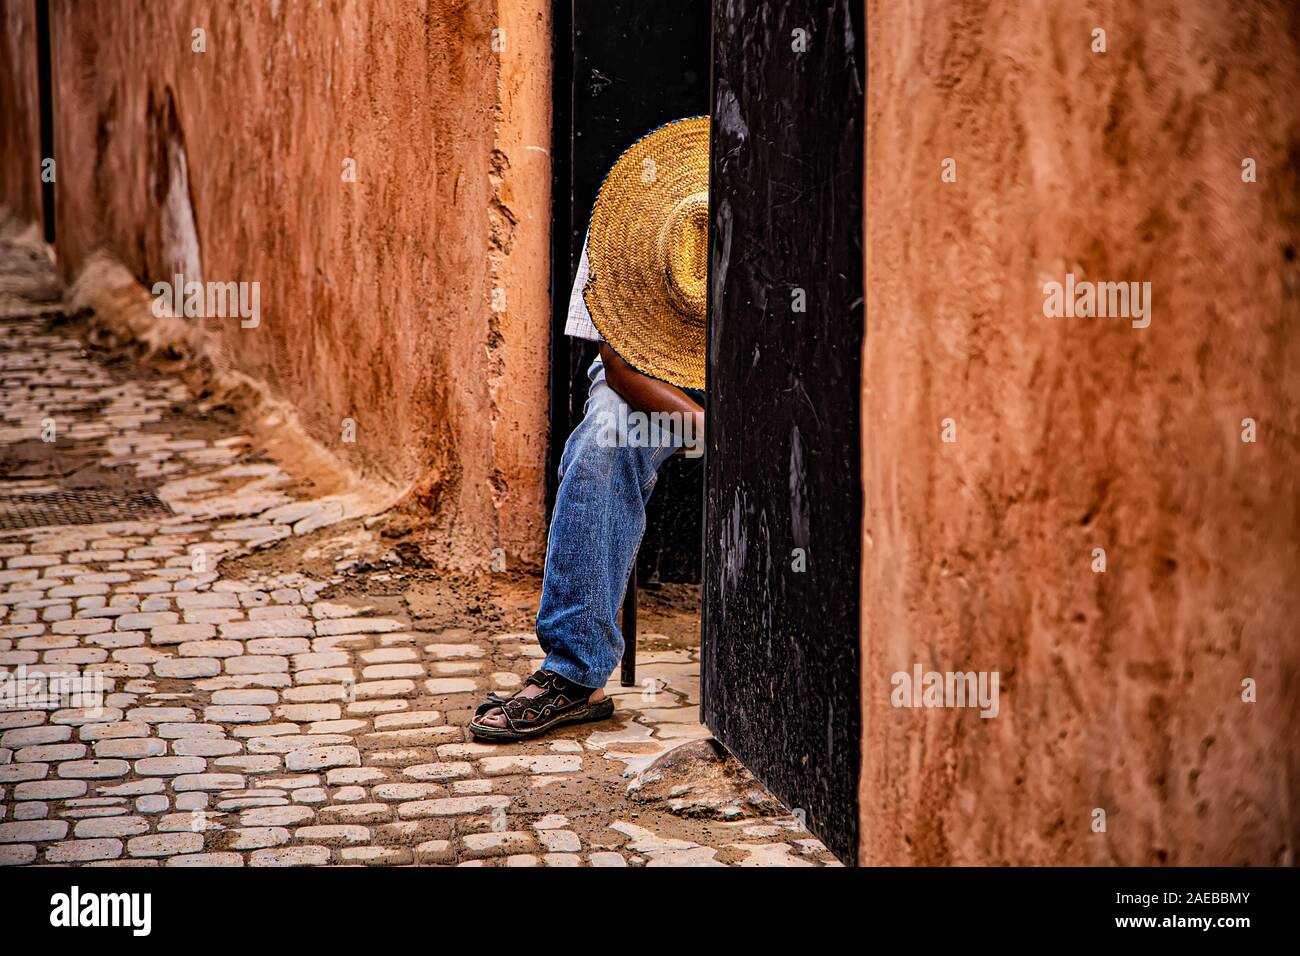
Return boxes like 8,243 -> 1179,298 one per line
472,116 -> 709,741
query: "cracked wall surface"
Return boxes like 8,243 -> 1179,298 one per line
860,0 -> 1300,865
3,0 -> 551,569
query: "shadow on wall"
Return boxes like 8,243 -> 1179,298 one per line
145,87 -> 202,287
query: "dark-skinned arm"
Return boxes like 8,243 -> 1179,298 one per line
599,343 -> 704,453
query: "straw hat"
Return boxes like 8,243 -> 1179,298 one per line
584,116 -> 710,391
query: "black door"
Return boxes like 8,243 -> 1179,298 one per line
702,0 -> 865,864
35,0 -> 56,243
549,0 -> 710,582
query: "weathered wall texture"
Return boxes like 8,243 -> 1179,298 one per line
861,0 -> 1299,864
23,0 -> 551,567
0,0 -> 41,224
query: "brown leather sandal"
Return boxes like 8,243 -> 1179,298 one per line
469,669 -> 614,742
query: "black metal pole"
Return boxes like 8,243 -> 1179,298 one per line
619,559 -> 637,686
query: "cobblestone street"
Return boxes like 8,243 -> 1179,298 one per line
0,233 -> 835,867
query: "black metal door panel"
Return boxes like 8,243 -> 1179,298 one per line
703,0 -> 865,863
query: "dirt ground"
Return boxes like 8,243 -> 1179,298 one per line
1,229 -> 837,866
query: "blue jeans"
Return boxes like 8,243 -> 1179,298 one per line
536,357 -> 704,688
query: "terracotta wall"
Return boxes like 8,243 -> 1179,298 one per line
860,0 -> 1299,864
0,0 -> 41,224
16,0 -> 551,567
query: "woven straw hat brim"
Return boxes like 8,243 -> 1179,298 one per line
584,116 -> 710,391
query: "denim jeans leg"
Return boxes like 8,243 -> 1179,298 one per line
535,359 -> 684,689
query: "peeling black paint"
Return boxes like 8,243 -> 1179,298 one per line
703,0 -> 864,865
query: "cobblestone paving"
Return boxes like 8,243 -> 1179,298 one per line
0,236 -> 837,867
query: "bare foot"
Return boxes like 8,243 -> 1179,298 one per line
478,683 -> 607,728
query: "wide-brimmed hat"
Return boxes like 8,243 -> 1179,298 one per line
584,115 -> 709,391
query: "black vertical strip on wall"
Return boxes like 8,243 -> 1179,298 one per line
545,0 -> 575,521
703,0 -> 865,864
548,0 -> 710,582
34,0 -> 55,243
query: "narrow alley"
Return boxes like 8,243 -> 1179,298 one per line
0,230 -> 835,867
